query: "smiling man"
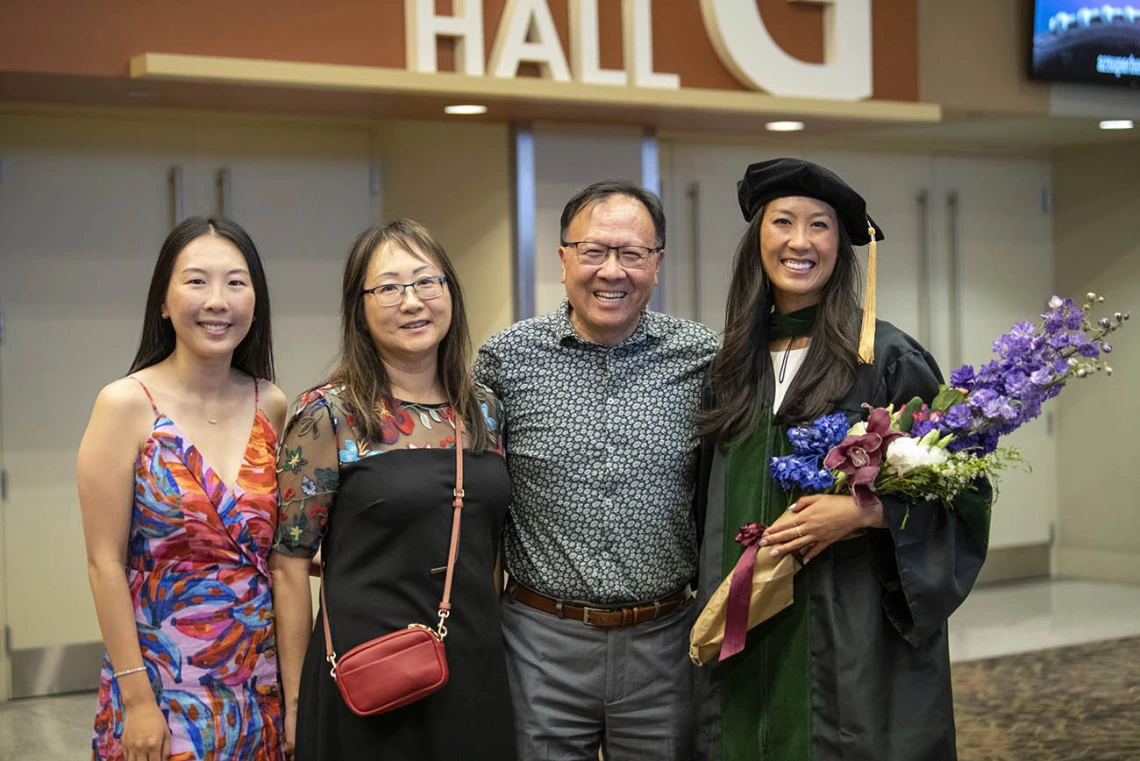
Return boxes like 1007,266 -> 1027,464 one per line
474,180 -> 718,761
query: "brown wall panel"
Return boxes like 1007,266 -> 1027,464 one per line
1,1 -> 917,101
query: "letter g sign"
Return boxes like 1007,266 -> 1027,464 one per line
700,0 -> 873,101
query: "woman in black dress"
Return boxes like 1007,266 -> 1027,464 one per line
269,219 -> 515,760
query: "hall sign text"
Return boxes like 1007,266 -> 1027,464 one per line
405,0 -> 874,101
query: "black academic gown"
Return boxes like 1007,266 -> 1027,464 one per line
693,321 -> 993,761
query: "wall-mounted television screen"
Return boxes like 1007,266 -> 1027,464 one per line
1031,2 -> 1140,87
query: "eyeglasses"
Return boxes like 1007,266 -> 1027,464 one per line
362,275 -> 448,306
562,241 -> 661,270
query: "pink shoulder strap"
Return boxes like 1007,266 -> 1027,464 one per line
127,376 -> 160,416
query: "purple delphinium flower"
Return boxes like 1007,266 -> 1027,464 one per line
1078,341 -> 1100,359
911,419 -> 945,438
950,365 -> 976,390
944,404 -> 971,430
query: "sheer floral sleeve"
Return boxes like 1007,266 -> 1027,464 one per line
476,383 -> 506,456
273,387 -> 343,558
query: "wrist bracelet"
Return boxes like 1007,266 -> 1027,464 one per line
113,666 -> 148,679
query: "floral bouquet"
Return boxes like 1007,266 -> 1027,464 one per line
690,293 -> 1128,665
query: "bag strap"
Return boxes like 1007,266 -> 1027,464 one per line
321,419 -> 466,674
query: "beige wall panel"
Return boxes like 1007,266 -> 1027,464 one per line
1052,143 -> 1140,582
372,120 -> 514,349
918,0 -> 1050,115
533,127 -> 644,317
0,113 -> 196,663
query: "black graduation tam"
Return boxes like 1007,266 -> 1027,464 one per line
737,158 -> 885,246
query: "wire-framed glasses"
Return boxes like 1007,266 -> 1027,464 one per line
362,275 -> 448,306
562,241 -> 661,269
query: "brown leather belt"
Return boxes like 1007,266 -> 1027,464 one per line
507,582 -> 690,628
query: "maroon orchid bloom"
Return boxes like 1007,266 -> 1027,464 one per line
823,406 -> 904,507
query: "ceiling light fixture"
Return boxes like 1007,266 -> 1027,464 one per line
444,104 -> 488,115
765,121 -> 805,132
1099,119 -> 1134,130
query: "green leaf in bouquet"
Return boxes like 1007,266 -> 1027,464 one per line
897,396 -> 925,433
932,387 -> 967,412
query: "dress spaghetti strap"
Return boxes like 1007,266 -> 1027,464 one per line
254,378 -> 260,409
127,375 -> 160,417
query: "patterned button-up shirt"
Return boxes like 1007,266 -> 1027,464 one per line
474,300 -> 719,604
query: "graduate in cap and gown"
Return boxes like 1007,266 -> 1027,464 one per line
692,158 -> 993,761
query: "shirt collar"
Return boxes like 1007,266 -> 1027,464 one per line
554,298 -> 664,347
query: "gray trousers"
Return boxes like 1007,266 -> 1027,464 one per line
500,590 -> 696,761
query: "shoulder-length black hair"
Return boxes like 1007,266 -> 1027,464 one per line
699,204 -> 862,445
326,219 -> 493,454
128,216 -> 274,380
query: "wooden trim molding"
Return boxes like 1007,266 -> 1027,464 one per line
130,53 -> 942,125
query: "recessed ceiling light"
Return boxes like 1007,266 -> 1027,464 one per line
765,121 -> 805,132
444,104 -> 487,115
1099,119 -> 1134,130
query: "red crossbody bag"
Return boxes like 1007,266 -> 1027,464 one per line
319,423 -> 466,716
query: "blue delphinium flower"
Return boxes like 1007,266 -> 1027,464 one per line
770,454 -> 836,492
787,413 -> 848,456
772,413 -> 850,491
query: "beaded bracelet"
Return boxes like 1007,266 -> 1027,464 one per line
112,666 -> 148,679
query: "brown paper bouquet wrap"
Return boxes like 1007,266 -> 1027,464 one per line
689,515 -> 803,666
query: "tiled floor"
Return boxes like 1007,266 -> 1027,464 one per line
0,690 -> 96,761
948,578 -> 1140,662
3,579 -> 1139,761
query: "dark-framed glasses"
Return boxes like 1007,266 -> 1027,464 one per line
362,275 -> 448,306
563,241 -> 661,269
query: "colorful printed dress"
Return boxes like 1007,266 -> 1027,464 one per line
273,384 -> 516,761
92,377 -> 285,761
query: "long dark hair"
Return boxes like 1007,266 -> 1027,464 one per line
128,216 -> 274,379
327,219 -> 493,453
699,204 -> 862,445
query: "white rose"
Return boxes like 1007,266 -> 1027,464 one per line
848,421 -> 868,436
885,437 -> 950,477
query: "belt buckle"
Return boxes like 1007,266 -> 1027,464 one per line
582,606 -> 607,627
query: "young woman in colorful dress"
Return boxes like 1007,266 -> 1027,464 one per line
269,219 -> 515,761
79,216 -> 288,761
694,159 -> 993,761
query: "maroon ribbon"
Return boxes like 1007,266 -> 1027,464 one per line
720,521 -> 805,662
720,522 -> 768,662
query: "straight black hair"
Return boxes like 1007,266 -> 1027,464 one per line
128,216 -> 274,380
699,205 -> 862,444
559,180 -> 666,248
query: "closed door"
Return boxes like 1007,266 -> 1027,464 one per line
0,113 -> 195,697
933,156 -> 1057,548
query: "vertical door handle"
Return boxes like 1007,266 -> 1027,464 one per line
687,182 -> 702,324
217,167 -> 232,218
916,189 -> 932,347
168,166 -> 184,228
947,190 -> 962,369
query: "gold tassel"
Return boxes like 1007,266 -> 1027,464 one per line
857,223 -> 877,364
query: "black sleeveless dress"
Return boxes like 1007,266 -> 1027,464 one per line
277,387 -> 516,761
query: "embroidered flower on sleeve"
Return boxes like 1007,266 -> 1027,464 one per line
283,446 -> 308,474
339,441 -> 360,463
